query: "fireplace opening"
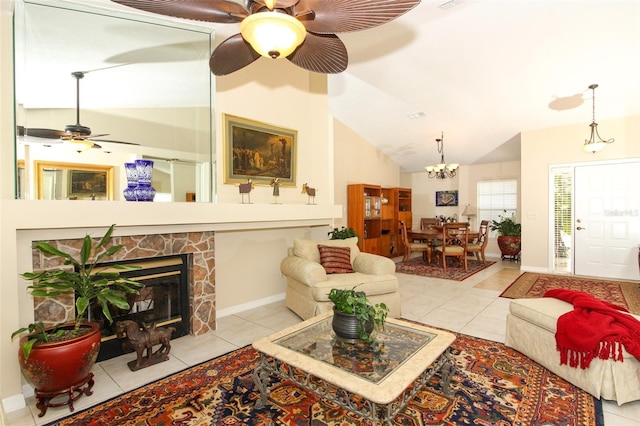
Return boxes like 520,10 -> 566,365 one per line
78,254 -> 191,362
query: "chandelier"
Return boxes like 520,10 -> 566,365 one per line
582,84 -> 614,153
425,132 -> 459,179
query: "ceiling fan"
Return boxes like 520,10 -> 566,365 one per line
112,0 -> 421,76
18,71 -> 140,151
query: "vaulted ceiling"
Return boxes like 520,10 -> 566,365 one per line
18,0 -> 640,172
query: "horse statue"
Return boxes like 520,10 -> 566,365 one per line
238,179 -> 254,204
301,183 -> 317,204
115,320 -> 175,371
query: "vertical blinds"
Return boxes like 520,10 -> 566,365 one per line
552,167 -> 572,259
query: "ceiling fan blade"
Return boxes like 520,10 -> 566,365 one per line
112,0 -> 249,23
90,138 -> 141,146
209,34 -> 261,76
287,32 -> 348,74
145,155 -> 199,164
294,0 -> 421,34
21,127 -> 66,139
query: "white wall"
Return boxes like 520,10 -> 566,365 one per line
332,119 -> 401,228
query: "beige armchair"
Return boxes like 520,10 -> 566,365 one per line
281,237 -> 401,320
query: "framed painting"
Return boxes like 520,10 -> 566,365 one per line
223,114 -> 297,186
436,190 -> 458,206
35,161 -> 114,200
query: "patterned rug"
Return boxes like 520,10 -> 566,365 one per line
395,257 -> 495,281
47,332 -> 603,426
501,272 -> 640,315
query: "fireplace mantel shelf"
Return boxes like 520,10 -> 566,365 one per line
5,200 -> 342,233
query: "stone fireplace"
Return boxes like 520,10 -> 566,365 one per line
30,231 -> 216,340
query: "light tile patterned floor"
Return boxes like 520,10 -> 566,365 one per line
4,259 -> 640,425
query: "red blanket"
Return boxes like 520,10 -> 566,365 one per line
544,288 -> 640,369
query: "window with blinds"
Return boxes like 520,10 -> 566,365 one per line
552,167 -> 572,260
477,179 -> 518,235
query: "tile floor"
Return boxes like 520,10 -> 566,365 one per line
4,260 -> 640,425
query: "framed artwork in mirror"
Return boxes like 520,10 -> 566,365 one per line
436,190 -> 458,206
223,114 -> 297,186
35,161 -> 114,200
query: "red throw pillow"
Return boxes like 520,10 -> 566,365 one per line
317,245 -> 354,274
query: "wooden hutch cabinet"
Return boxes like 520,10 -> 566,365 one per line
348,184 -> 412,257
347,184 -> 382,255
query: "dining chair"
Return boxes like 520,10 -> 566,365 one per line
420,217 -> 440,229
433,222 -> 469,272
467,220 -> 489,265
399,221 -> 431,262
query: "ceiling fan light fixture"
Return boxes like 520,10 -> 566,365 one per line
240,11 -> 306,59
65,138 -> 94,152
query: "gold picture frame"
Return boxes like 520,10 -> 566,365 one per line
35,161 -> 114,200
223,114 -> 297,186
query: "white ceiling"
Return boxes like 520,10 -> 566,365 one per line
17,0 -> 640,172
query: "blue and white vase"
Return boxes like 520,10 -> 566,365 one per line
134,159 -> 156,202
123,162 -> 138,201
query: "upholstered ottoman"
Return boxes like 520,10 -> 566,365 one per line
505,297 -> 640,405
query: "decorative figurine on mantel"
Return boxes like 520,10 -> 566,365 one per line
270,177 -> 281,204
301,183 -> 317,205
238,179 -> 254,204
116,320 -> 175,371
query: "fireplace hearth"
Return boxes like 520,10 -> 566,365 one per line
86,254 -> 190,361
30,230 -> 216,358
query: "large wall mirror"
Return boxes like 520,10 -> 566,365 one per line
14,0 -> 215,202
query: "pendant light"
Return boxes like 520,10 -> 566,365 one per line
582,84 -> 614,153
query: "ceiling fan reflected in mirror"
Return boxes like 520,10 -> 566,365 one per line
18,71 -> 140,152
111,0 -> 421,76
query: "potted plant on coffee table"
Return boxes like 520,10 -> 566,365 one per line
328,287 -> 388,343
11,224 -> 142,416
490,211 -> 522,260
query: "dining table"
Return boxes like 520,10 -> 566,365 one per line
407,226 -> 479,242
407,225 -> 480,267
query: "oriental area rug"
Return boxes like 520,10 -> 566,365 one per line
47,333 -> 602,426
501,272 -> 640,315
395,257 -> 495,281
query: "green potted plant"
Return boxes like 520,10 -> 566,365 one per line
490,211 -> 522,260
328,287 -> 388,343
328,226 -> 359,242
11,224 -> 142,415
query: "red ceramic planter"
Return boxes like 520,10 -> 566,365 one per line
18,322 -> 101,393
497,236 -> 521,260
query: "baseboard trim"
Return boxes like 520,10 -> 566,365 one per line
1,393 -> 26,414
216,293 -> 286,318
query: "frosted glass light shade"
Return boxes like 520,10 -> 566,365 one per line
240,12 -> 306,59
66,138 -> 93,151
582,140 -> 607,153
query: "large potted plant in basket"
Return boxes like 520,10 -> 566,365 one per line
11,224 -> 142,416
490,211 -> 522,260
328,287 -> 388,344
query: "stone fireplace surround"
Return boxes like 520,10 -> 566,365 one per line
31,231 -> 216,336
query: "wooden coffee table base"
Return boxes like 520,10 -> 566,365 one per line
253,349 -> 455,425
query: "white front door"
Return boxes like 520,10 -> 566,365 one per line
574,161 -> 640,279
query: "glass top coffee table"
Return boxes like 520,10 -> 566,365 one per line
252,311 -> 456,424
